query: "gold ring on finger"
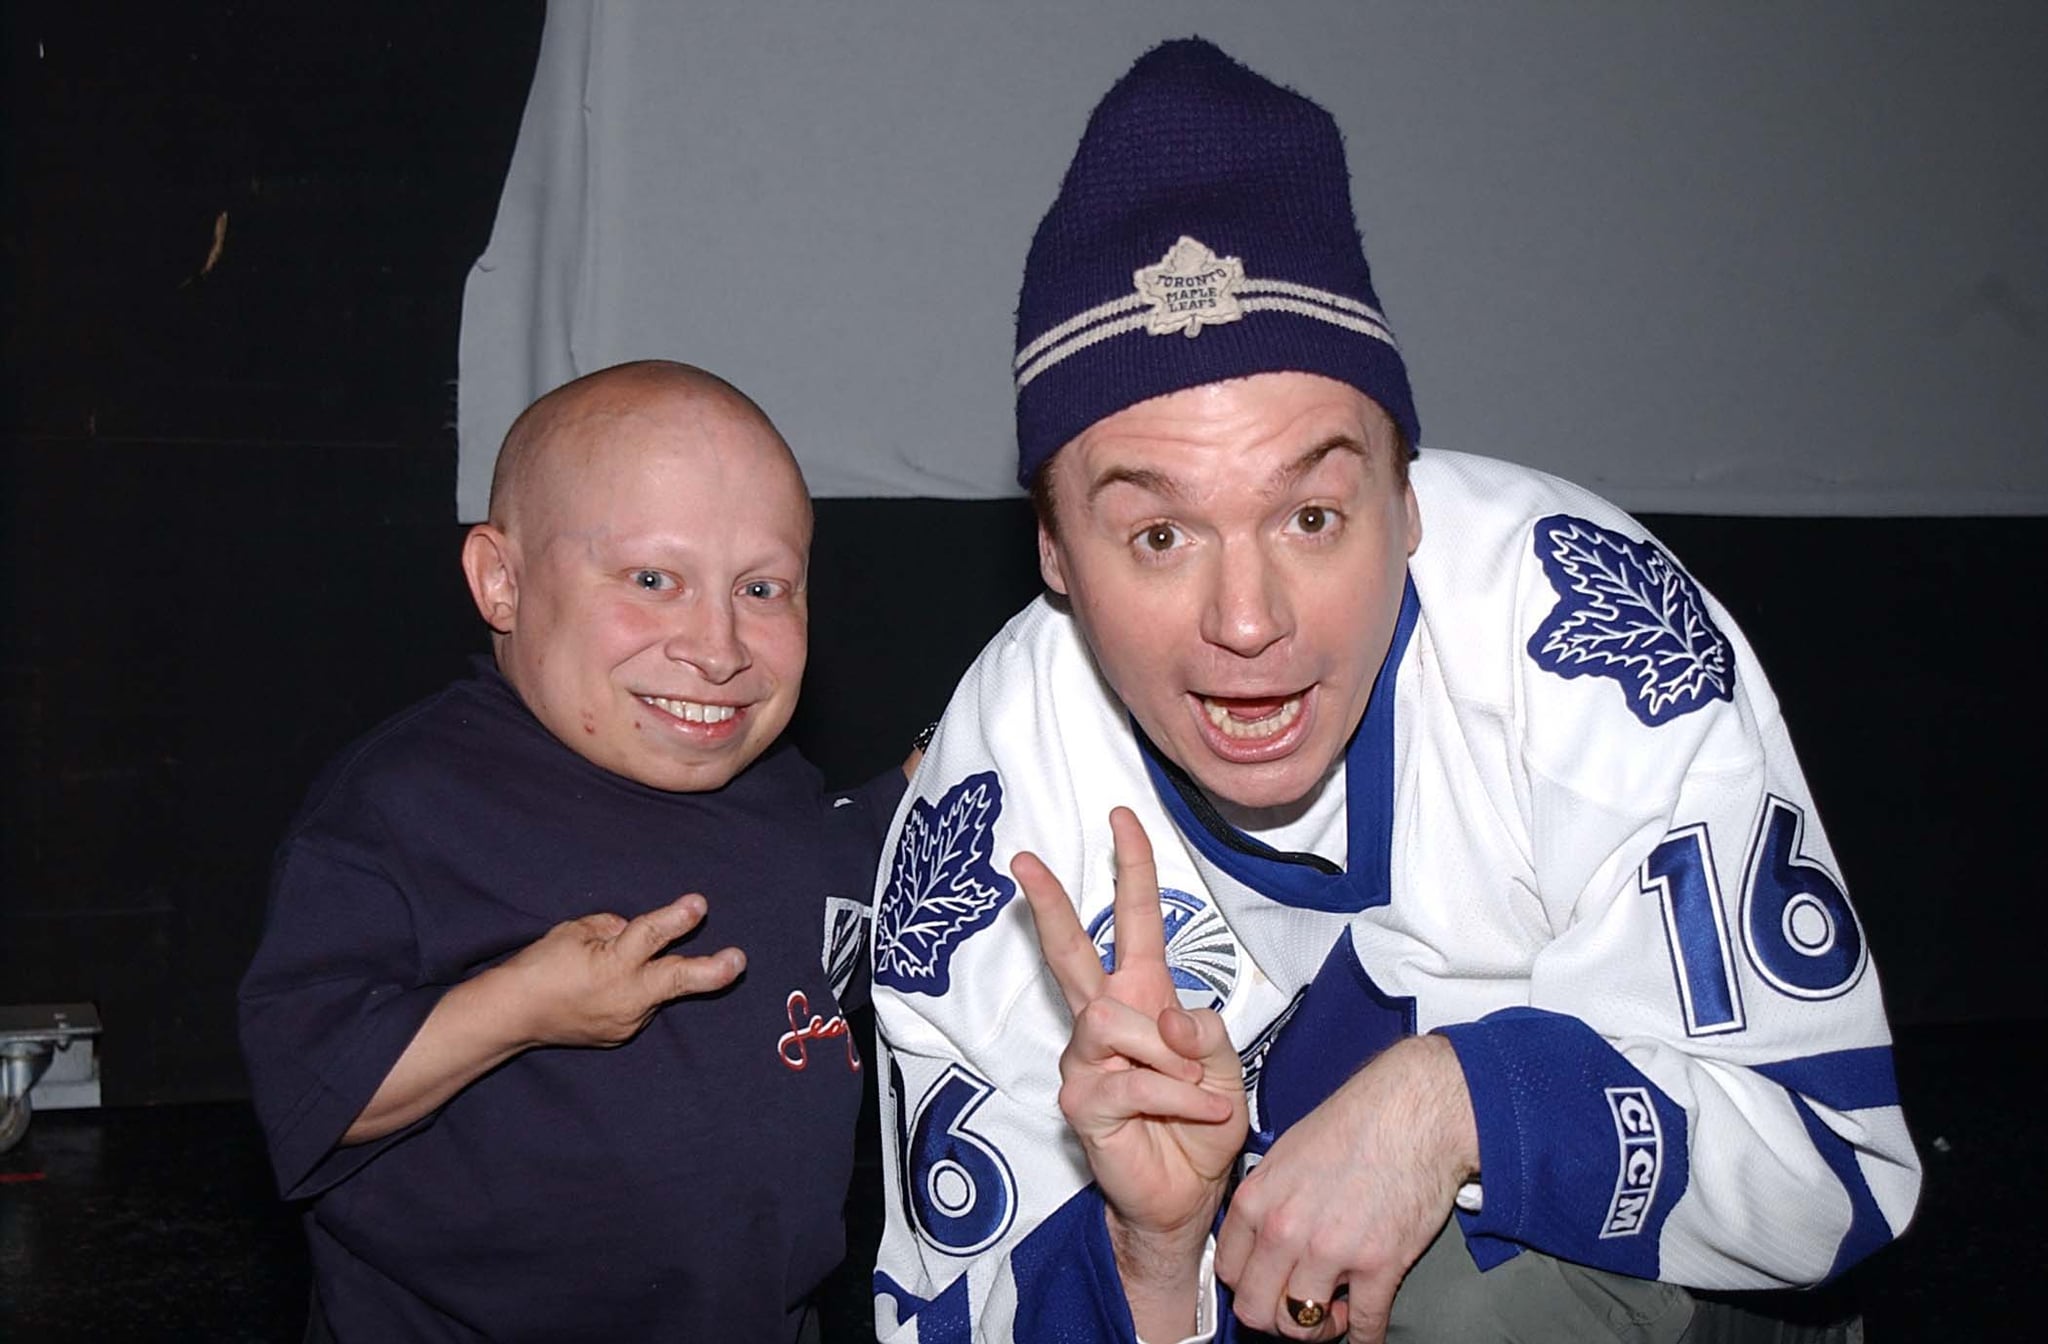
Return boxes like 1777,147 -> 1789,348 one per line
1285,1295 -> 1326,1330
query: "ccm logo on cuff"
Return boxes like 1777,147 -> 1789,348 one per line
1600,1086 -> 1664,1239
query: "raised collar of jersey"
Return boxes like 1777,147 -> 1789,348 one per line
1136,577 -> 1419,914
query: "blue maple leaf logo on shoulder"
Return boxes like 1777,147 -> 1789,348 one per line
1527,514 -> 1735,726
874,772 -> 1017,997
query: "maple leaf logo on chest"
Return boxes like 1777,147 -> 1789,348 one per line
1526,514 -> 1735,726
874,771 -> 1016,996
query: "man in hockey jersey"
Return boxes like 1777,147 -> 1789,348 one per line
241,360 -> 903,1341
870,39 -> 1919,1344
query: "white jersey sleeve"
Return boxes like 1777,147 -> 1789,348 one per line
1402,452 -> 1922,1288
869,598 -> 1202,1342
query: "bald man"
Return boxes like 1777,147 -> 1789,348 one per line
240,361 -> 906,1344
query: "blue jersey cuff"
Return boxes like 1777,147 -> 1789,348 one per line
1437,1008 -> 1689,1279
1010,1184 -> 1142,1341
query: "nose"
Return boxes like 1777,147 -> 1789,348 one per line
1199,538 -> 1289,659
663,594 -> 751,684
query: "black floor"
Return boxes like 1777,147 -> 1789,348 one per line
0,1020 -> 2037,1342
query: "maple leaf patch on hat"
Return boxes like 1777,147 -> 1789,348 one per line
1134,236 -> 1246,337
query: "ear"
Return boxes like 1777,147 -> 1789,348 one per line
1403,481 -> 1423,557
461,524 -> 520,633
1037,519 -> 1070,595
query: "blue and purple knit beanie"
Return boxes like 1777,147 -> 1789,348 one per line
1013,37 -> 1420,487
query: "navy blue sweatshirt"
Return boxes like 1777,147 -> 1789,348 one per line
240,661 -> 902,1342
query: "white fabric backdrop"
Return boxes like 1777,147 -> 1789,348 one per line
456,1 -> 2048,519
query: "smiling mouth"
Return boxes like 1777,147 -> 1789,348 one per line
1200,694 -> 1302,741
638,694 -> 739,725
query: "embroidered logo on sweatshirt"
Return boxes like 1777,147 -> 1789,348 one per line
777,989 -> 859,1072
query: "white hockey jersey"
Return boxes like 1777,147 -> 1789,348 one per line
870,450 -> 1921,1342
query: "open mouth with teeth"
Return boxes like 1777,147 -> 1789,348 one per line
1203,695 -> 1300,740
1192,690 -> 1310,761
638,694 -> 740,726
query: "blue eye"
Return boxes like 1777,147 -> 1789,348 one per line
741,579 -> 785,600
630,569 -> 675,591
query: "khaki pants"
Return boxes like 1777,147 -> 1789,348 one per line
1387,1219 -> 1859,1344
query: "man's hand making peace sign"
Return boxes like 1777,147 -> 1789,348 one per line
1013,807 -> 1249,1343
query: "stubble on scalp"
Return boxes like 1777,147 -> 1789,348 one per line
485,359 -> 813,550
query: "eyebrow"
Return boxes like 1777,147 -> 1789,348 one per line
1273,435 -> 1369,491
1085,434 -> 1369,507
1086,464 -> 1185,506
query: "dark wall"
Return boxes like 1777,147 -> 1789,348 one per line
4,5 -> 2039,1106
3,3 -> 547,1105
